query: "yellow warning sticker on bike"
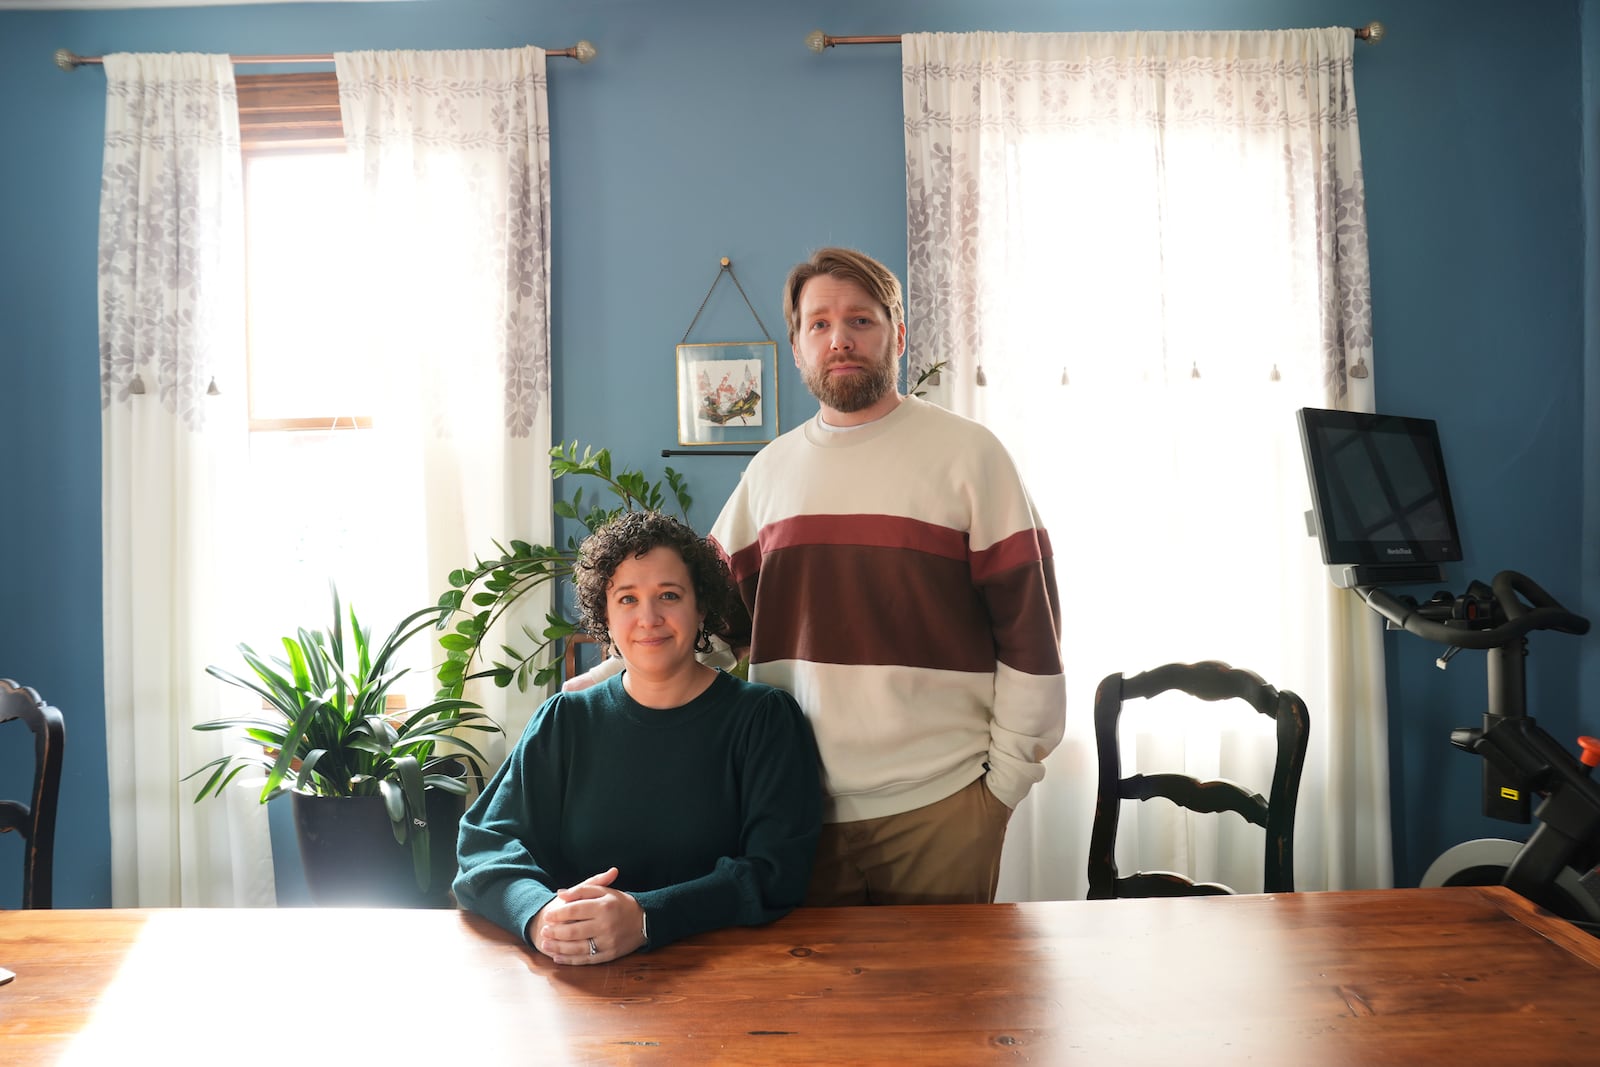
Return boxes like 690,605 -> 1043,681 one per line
1500,787 -> 1521,801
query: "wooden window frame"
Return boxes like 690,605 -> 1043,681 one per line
238,72 -> 373,431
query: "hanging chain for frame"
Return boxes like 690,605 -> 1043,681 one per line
680,257 -> 774,344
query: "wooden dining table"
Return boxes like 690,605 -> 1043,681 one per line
3,885 -> 1598,1065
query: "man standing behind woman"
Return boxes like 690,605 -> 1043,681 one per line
455,511 -> 821,964
710,247 -> 1065,906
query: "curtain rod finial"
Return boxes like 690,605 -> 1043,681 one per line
573,40 -> 597,64
805,29 -> 829,54
54,48 -> 81,71
1359,21 -> 1386,44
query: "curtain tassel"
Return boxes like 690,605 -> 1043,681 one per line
1348,356 -> 1369,380
1060,367 -> 1070,386
206,376 -> 221,396
975,364 -> 988,387
1190,362 -> 1201,380
127,373 -> 146,396
1269,364 -> 1281,382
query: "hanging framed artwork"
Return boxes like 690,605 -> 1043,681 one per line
676,341 -> 778,446
673,257 -> 780,448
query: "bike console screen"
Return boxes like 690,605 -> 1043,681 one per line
1298,407 -> 1464,589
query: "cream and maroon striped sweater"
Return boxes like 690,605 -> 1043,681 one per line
711,395 -> 1065,824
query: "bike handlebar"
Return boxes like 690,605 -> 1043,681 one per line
1358,570 -> 1590,650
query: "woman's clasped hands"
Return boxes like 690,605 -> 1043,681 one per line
528,866 -> 648,965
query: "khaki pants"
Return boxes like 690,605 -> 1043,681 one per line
804,776 -> 1013,906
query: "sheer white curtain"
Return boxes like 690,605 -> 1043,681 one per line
334,48 -> 554,747
903,29 -> 1391,899
100,52 -> 274,907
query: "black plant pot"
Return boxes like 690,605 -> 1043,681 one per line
291,786 -> 465,908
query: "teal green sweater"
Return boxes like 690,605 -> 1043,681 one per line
454,671 -> 822,949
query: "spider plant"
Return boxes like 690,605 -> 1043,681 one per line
187,585 -> 501,892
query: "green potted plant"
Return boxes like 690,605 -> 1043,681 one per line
188,585 -> 501,906
433,441 -> 693,698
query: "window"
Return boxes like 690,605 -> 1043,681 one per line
236,73 -> 433,700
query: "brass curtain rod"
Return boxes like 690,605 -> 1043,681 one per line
805,22 -> 1386,51
54,41 -> 597,71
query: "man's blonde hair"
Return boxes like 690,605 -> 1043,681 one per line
782,247 -> 905,344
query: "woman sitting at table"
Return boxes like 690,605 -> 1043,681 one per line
454,510 -> 822,965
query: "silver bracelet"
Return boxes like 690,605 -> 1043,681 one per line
640,907 -> 650,946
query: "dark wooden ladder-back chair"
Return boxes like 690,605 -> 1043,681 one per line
563,633 -> 601,683
1087,660 -> 1309,899
0,678 -> 65,909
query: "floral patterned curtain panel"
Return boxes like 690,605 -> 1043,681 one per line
99,52 -> 274,907
334,47 -> 554,745
903,29 -> 1390,899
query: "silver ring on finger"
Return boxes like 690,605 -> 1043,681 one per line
587,937 -> 599,956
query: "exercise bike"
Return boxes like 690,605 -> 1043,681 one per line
1358,571 -> 1600,928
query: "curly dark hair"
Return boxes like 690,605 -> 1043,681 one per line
574,510 -> 736,655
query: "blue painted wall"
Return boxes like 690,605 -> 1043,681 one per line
0,0 -> 1590,906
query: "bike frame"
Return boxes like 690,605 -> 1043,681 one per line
1363,573 -> 1600,924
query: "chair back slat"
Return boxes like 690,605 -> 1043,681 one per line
1119,772 -> 1270,825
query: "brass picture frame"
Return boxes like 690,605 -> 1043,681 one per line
675,341 -> 779,446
